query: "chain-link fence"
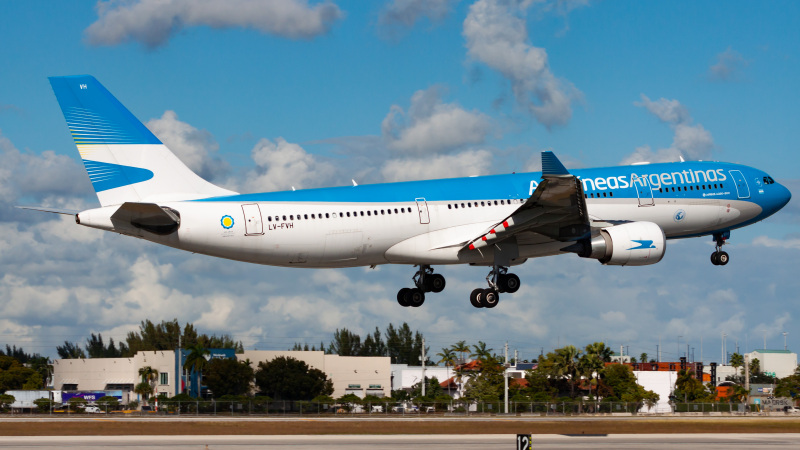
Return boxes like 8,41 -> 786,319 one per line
2,400 -> 764,416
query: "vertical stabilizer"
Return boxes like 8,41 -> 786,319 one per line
49,75 -> 237,206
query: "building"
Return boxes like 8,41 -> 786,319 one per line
53,349 -> 390,403
745,349 -> 797,379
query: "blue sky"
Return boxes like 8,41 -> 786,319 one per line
1,0 -> 799,364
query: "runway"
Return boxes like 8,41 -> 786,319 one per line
2,434 -> 800,449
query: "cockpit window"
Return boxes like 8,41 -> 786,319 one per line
763,176 -> 775,185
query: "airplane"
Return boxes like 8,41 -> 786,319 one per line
24,75 -> 792,309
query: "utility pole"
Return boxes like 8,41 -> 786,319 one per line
421,338 -> 426,397
700,336 -> 703,363
504,341 -> 509,414
784,332 -> 788,351
744,354 -> 750,399
178,332 -> 182,394
722,332 -> 726,365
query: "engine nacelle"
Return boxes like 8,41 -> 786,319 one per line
577,221 -> 666,266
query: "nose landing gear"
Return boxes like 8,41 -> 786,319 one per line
711,231 -> 730,266
396,265 -> 446,308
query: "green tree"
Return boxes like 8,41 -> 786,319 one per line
56,341 -> 86,359
0,355 -> 38,393
451,340 -> 470,364
640,353 -> 649,364
360,327 -> 387,357
0,394 -> 15,411
749,358 -> 760,375
470,341 -> 493,361
328,328 -> 362,356
673,369 -> 712,402
385,323 -> 429,365
582,342 -> 612,400
96,395 -> 120,410
436,347 -> 457,384
523,369 -> 558,401
137,366 -> 159,405
254,356 -> 333,401
729,353 -> 744,374
599,364 -> 659,404
67,397 -> 88,412
33,397 -> 54,413
552,345 -> 582,399
463,355 -> 504,402
774,369 -> 800,399
203,358 -> 254,398
85,333 -> 126,358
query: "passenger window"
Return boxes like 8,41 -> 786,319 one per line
282,215 -> 287,221
326,213 -> 330,218
381,210 -> 385,215
304,214 -> 308,219
448,204 -> 452,209
290,215 -> 294,220
346,212 -> 350,217
268,216 -> 272,222
394,208 -> 398,214
481,201 -> 485,206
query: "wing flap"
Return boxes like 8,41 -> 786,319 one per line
465,151 -> 590,251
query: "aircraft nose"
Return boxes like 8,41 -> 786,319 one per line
771,182 -> 792,213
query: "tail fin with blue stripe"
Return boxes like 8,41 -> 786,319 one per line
49,75 -> 236,206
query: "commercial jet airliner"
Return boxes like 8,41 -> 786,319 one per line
26,75 -> 792,309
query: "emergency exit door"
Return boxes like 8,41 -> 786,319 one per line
241,203 -> 264,235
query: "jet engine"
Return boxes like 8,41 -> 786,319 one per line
571,221 -> 666,266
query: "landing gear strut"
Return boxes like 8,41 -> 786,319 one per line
396,265 -> 446,308
469,265 -> 521,309
711,231 -> 730,266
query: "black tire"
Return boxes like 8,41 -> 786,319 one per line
718,251 -> 729,266
408,288 -> 425,307
397,288 -> 411,307
483,289 -> 499,308
496,274 -> 507,293
429,274 -> 446,293
710,252 -> 719,265
502,273 -> 520,293
470,288 -> 484,308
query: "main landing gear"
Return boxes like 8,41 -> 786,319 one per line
711,231 -> 730,266
397,265 -> 446,308
469,265 -> 520,309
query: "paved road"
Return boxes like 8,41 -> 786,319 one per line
2,434 -> 800,449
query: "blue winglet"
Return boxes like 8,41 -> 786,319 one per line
541,151 -> 570,176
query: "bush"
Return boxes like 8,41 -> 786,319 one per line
33,397 -> 54,413
67,397 -> 87,413
96,396 -> 119,411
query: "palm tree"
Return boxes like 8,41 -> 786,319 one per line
730,353 -> 744,374
451,340 -> 469,364
436,347 -> 457,392
582,342 -> 611,400
640,352 -> 649,364
137,366 -> 159,405
553,345 -> 581,398
470,341 -> 493,361
183,344 -> 210,397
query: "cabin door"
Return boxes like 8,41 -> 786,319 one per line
241,203 -> 264,235
415,198 -> 430,224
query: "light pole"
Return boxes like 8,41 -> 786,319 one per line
721,332 -> 727,365
784,332 -> 788,351
678,336 -> 683,360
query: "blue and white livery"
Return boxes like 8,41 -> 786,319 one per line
28,75 -> 792,309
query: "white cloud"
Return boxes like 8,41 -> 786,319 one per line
382,87 -> 492,154
85,0 -> 344,48
146,110 -> 229,181
463,0 -> 582,128
381,149 -> 492,182
622,95 -> 714,164
243,137 -> 337,192
709,47 -> 749,81
752,235 -> 800,250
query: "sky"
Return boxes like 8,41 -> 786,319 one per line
1,0 -> 799,365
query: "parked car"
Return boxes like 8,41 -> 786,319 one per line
84,406 -> 105,414
783,406 -> 800,414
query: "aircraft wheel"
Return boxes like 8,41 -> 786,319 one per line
500,273 -> 520,293
469,288 -> 484,308
482,289 -> 499,308
428,274 -> 446,293
717,251 -> 729,266
397,288 -> 411,307
710,252 -> 719,265
408,288 -> 425,307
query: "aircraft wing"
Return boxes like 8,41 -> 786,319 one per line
464,151 -> 590,252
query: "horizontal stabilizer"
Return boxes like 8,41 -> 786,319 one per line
16,205 -> 79,215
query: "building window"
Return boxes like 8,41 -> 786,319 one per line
160,372 -> 169,385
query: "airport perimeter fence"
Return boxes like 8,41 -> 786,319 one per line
4,400 -> 755,416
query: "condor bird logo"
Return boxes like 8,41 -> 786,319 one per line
628,240 -> 656,250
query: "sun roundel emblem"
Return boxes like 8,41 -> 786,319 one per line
673,209 -> 686,222
221,215 -> 234,229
